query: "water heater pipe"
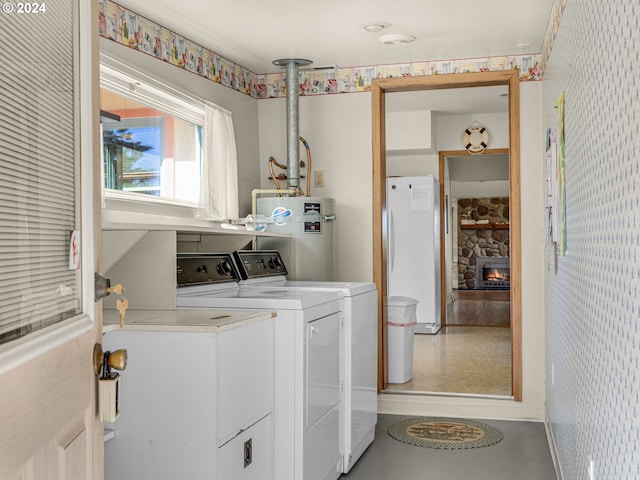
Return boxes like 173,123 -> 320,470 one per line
268,156 -> 285,190
268,137 -> 312,195
251,188 -> 296,215
272,58 -> 312,196
299,136 -> 312,196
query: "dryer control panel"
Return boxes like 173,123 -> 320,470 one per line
177,253 -> 239,286
233,250 -> 288,280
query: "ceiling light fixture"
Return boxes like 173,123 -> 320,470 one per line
362,22 -> 391,33
364,24 -> 384,33
379,34 -> 416,45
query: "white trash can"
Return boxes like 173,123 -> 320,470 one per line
386,296 -> 418,383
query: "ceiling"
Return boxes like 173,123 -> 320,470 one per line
118,0 -> 554,75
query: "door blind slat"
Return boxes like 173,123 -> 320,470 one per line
0,0 -> 80,345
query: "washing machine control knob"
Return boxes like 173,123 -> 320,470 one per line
269,255 -> 282,270
217,259 -> 232,276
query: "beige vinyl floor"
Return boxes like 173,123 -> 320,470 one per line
386,326 -> 512,396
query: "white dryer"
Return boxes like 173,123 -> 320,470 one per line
232,250 -> 378,473
176,253 -> 343,480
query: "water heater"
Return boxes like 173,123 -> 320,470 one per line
256,196 -> 335,281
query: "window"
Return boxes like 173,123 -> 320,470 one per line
0,0 -> 93,352
100,61 -> 204,205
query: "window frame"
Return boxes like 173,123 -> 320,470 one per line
100,55 -> 206,210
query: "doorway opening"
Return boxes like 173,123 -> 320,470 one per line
388,148 -> 512,396
371,71 -> 522,401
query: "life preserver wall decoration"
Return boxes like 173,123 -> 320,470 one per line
462,122 -> 489,154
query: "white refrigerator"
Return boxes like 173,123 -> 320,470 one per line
386,175 -> 441,334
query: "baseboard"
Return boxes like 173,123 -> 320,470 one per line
414,323 -> 441,334
378,393 -> 545,421
545,409 -> 563,480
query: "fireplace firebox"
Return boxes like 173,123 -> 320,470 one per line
476,256 -> 510,289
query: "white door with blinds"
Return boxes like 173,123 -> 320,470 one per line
0,1 -> 103,478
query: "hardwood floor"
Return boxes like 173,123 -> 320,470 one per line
446,289 -> 510,327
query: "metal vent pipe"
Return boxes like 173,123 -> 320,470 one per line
272,58 -> 312,195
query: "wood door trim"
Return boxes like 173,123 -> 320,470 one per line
372,80 -> 388,389
372,70 -> 522,400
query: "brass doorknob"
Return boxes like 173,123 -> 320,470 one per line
94,344 -> 128,376
107,349 -> 128,371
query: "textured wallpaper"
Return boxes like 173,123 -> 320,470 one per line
542,0 -> 640,478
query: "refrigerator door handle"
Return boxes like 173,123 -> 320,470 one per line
388,210 -> 394,273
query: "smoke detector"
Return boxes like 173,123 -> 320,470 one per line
379,34 -> 416,45
362,22 -> 391,33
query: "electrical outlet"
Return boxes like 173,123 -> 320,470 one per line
588,455 -> 595,480
314,170 -> 325,187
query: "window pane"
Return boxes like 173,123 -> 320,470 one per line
0,0 -> 80,345
100,88 -> 202,203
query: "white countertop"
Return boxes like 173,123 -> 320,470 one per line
103,309 -> 275,333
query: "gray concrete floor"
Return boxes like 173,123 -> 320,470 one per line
340,414 -> 558,480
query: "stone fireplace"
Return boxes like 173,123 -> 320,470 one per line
457,197 -> 510,289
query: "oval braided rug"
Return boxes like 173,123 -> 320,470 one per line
387,416 -> 504,449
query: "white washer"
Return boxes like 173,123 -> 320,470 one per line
176,253 -> 343,480
232,250 -> 378,473
103,309 -> 274,480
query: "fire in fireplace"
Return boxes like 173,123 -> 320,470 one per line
476,256 -> 510,289
484,267 -> 510,282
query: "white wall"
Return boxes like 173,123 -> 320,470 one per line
385,112 -> 509,177
451,180 -> 510,198
518,80 -> 546,415
258,93 -> 374,282
100,39 -> 260,217
437,112 -> 509,150
387,153 -> 439,177
258,82 -> 546,421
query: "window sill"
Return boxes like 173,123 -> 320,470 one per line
104,189 -> 201,215
102,191 -> 292,237
103,190 -> 219,231
102,210 -> 290,237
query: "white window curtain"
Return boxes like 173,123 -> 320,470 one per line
198,103 -> 239,220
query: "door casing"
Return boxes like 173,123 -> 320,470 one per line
371,71 -> 522,400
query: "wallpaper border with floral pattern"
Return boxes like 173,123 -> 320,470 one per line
99,0 -> 565,99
